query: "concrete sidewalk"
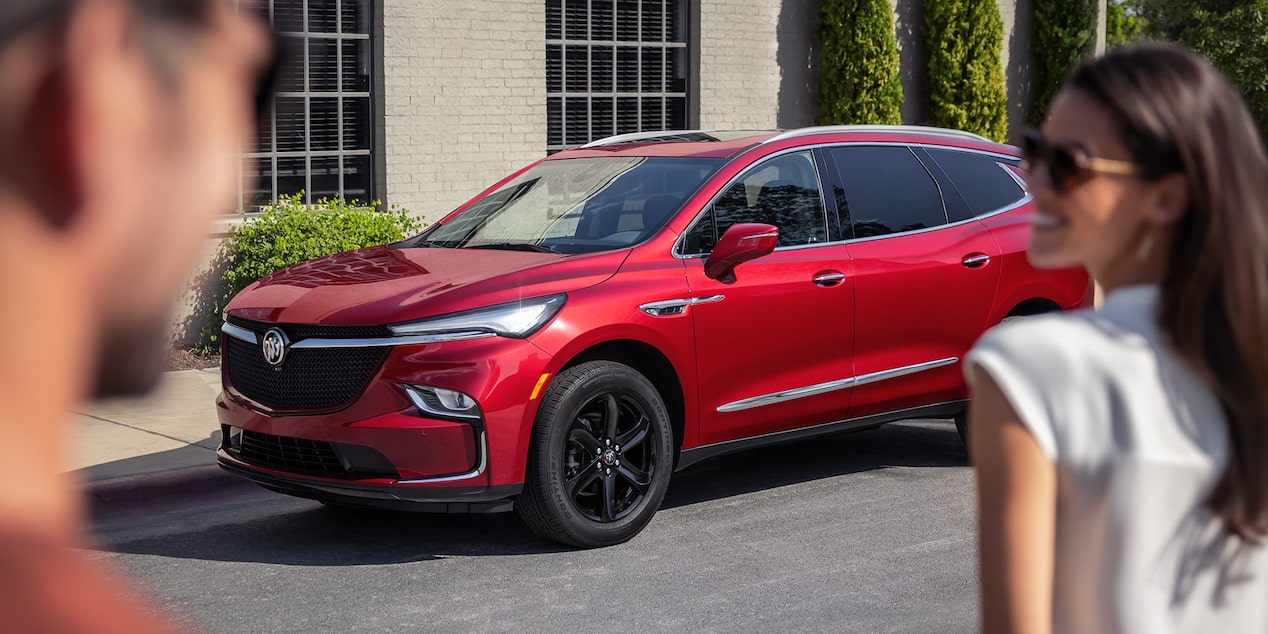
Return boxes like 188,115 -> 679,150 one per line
70,367 -> 256,513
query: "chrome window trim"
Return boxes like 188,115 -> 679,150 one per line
717,357 -> 959,413
674,141 -> 1026,258
394,430 -> 488,484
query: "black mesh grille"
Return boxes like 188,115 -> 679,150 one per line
227,316 -> 392,341
225,334 -> 388,411
238,430 -> 347,475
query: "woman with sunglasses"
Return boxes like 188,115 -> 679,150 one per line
967,43 -> 1268,633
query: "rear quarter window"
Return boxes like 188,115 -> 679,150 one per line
924,148 -> 1025,217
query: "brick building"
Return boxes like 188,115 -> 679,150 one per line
241,0 -> 1106,223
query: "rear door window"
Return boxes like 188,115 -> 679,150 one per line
923,148 -> 1026,216
827,146 -> 947,238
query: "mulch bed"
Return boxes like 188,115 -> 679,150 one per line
168,348 -> 220,371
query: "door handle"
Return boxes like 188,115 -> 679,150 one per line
961,253 -> 991,269
813,271 -> 847,287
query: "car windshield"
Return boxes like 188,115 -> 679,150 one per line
403,157 -> 724,254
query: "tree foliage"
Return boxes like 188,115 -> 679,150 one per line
1107,0 -> 1144,48
1029,0 -> 1099,125
924,0 -> 1009,141
1136,0 -> 1268,134
817,0 -> 904,125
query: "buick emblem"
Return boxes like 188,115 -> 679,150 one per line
261,328 -> 289,367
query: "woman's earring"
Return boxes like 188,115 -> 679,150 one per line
1136,230 -> 1156,264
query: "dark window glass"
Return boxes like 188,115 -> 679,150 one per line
546,0 -> 562,39
277,156 -> 306,197
924,148 -> 1026,216
565,0 -> 588,39
277,36 -> 305,91
243,158 -> 272,210
342,97 -> 371,150
343,156 -> 372,201
341,40 -> 370,92
341,0 -> 370,34
276,97 -> 307,152
274,0 -> 304,33
309,2 -> 337,33
547,97 -> 563,146
828,146 -> 946,238
310,98 -> 339,151
309,39 -> 338,91
310,156 -> 341,200
685,151 -> 827,253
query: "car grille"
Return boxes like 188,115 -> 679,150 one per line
238,429 -> 348,476
225,317 -> 389,411
227,316 -> 392,341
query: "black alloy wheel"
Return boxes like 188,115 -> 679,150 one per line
517,360 -> 674,548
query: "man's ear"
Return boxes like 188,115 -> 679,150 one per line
1147,172 -> 1190,226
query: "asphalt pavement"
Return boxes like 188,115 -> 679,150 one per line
72,368 -> 980,632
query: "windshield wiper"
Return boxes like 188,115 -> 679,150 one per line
466,242 -> 558,253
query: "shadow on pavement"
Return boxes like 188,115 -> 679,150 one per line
97,419 -> 966,566
77,431 -> 222,483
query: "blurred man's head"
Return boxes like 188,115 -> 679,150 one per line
0,0 -> 272,396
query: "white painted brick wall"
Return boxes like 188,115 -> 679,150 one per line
382,1 -> 546,224
697,1 -> 782,130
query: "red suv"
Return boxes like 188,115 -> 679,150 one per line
217,126 -> 1090,547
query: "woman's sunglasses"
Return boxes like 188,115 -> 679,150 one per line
1021,129 -> 1145,193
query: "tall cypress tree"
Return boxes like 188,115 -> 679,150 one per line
1030,0 -> 1099,125
817,0 -> 904,125
925,0 -> 1010,141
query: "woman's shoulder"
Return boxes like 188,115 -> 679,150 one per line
972,308 -> 1108,363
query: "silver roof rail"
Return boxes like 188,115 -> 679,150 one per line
578,129 -> 717,148
760,125 -> 991,145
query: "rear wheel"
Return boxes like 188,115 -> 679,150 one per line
517,361 -> 674,548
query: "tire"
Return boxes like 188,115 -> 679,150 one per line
516,360 -> 674,548
954,412 -> 968,448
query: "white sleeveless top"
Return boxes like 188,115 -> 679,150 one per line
967,285 -> 1268,633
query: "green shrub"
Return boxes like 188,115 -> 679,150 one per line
817,0 -> 904,125
1029,0 -> 1099,125
194,192 -> 422,352
925,0 -> 1009,141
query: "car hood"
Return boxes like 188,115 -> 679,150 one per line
225,245 -> 629,325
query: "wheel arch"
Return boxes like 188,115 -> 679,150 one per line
559,340 -> 686,461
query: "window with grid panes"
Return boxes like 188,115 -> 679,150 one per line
546,0 -> 689,154
239,0 -> 374,210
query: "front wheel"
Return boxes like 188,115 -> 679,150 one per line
516,361 -> 674,548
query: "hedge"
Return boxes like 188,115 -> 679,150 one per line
1029,0 -> 1099,125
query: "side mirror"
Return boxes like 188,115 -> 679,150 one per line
703,223 -> 779,283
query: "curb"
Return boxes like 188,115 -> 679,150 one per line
84,464 -> 257,517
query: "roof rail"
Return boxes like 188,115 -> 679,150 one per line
578,129 -> 717,148
760,125 -> 991,145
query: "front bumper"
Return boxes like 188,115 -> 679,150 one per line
217,453 -> 521,512
216,332 -> 555,506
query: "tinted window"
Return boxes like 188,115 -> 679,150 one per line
925,148 -> 1025,216
684,151 -> 827,253
829,146 -> 946,238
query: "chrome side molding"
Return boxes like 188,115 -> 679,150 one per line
717,357 -> 959,413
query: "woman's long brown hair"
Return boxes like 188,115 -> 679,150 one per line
1066,43 -> 1268,540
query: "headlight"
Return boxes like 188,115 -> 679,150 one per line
388,294 -> 566,339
